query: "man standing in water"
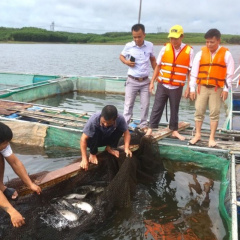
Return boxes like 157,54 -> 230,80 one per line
0,122 -> 41,227
79,105 -> 132,171
120,23 -> 156,130
189,29 -> 234,147
145,25 -> 193,140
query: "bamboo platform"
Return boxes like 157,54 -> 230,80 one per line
0,100 -> 89,129
0,100 -> 32,115
14,110 -> 86,128
174,128 -> 240,152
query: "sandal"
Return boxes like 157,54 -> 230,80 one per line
3,187 -> 18,201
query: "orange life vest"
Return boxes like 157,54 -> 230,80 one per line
197,46 -> 228,88
158,43 -> 192,86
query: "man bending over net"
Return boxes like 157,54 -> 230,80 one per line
80,105 -> 132,171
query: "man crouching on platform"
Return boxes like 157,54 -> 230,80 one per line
80,105 -> 132,171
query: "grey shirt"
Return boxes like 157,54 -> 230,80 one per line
83,112 -> 128,138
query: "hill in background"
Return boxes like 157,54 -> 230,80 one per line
0,27 -> 239,44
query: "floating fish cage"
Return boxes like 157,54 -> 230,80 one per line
0,72 -> 239,239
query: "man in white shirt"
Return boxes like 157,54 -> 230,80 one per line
0,122 -> 41,227
189,29 -> 235,147
146,25 -> 194,140
120,23 -> 156,129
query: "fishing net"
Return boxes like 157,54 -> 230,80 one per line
0,132 -> 165,240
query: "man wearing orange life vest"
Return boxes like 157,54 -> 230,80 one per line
145,25 -> 193,140
189,29 -> 235,147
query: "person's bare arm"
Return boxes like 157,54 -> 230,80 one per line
119,54 -> 135,67
5,154 -> 41,194
0,191 -> 25,227
80,133 -> 90,170
221,91 -> 228,101
149,64 -> 160,93
123,130 -> 132,157
150,56 -> 157,70
184,71 -> 191,98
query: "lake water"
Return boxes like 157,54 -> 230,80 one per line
1,43 -> 239,239
0,43 -> 239,76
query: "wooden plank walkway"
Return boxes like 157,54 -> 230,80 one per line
0,100 -> 89,128
16,111 -> 86,128
151,122 -> 190,141
8,108 -> 88,123
0,100 -> 32,115
160,127 -> 240,153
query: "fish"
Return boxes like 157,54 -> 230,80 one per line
64,193 -> 88,200
57,209 -> 79,221
79,185 -> 105,194
59,199 -> 74,208
72,201 -> 93,214
63,185 -> 105,200
77,185 -> 96,192
94,186 -> 105,193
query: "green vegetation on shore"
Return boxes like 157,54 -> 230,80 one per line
0,27 -> 239,45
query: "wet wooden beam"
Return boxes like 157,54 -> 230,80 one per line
17,112 -> 85,128
151,122 -> 190,141
18,162 -> 82,196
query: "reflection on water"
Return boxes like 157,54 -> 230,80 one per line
91,162 -> 225,240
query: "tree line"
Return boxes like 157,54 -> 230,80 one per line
0,27 -> 239,44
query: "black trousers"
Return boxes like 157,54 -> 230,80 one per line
87,128 -> 123,155
149,83 -> 183,131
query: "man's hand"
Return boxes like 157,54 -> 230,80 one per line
106,146 -> 119,158
125,60 -> 135,67
184,86 -> 190,98
80,158 -> 89,171
29,183 -> 41,195
125,148 -> 132,158
221,91 -> 228,101
149,82 -> 154,93
9,209 -> 25,228
189,92 -> 196,101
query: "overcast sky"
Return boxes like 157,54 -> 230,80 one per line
0,0 -> 239,35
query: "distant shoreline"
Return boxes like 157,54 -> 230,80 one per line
0,27 -> 239,45
0,41 -> 239,46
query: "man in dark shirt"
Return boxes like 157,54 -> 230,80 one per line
80,105 -> 132,171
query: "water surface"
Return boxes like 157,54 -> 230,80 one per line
0,43 -> 239,76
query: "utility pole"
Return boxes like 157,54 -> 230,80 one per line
138,0 -> 142,23
50,21 -> 55,31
